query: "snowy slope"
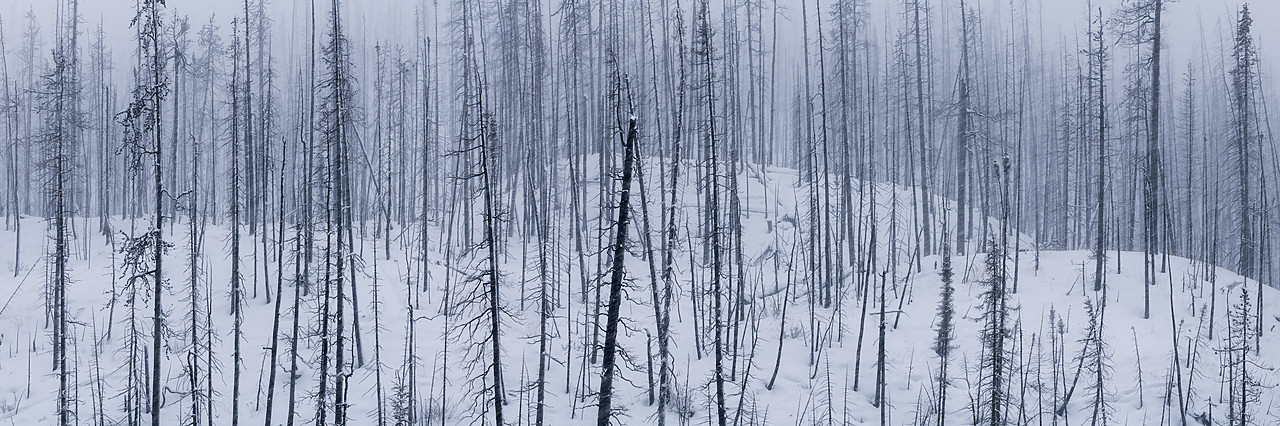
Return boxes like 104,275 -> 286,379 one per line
0,158 -> 1277,425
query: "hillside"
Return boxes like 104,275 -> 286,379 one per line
1,158 -> 1276,425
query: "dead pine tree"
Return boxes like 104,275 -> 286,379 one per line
1225,6 -> 1268,354
1224,287 -> 1262,426
1087,7 -> 1108,293
692,0 -> 728,424
228,18 -> 246,426
262,130 -> 288,426
597,116 -> 639,426
978,239 -> 1009,425
655,11 -> 688,421
933,212 -> 955,426
184,135 -> 206,426
955,0 -> 974,255
447,0 -> 507,422
286,2 -> 318,424
909,0 -> 933,257
1142,0 -> 1165,320
39,0 -> 83,424
1085,297 -> 1112,426
1230,5 -> 1256,284
317,0 -> 359,423
117,1 -> 170,424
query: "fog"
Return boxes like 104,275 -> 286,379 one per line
3,0 -> 1280,425
5,0 -> 1278,87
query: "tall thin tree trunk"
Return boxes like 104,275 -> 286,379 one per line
597,117 -> 639,426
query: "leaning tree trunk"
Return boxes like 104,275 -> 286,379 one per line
597,117 -> 639,426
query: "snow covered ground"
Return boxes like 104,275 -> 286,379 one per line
1,159 -> 1277,425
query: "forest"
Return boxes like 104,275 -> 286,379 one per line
0,0 -> 1278,424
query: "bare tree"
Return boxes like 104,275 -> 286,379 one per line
117,1 -> 170,424
39,1 -> 83,424
597,116 -> 639,426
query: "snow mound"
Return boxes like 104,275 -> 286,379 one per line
0,158 -> 1276,425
